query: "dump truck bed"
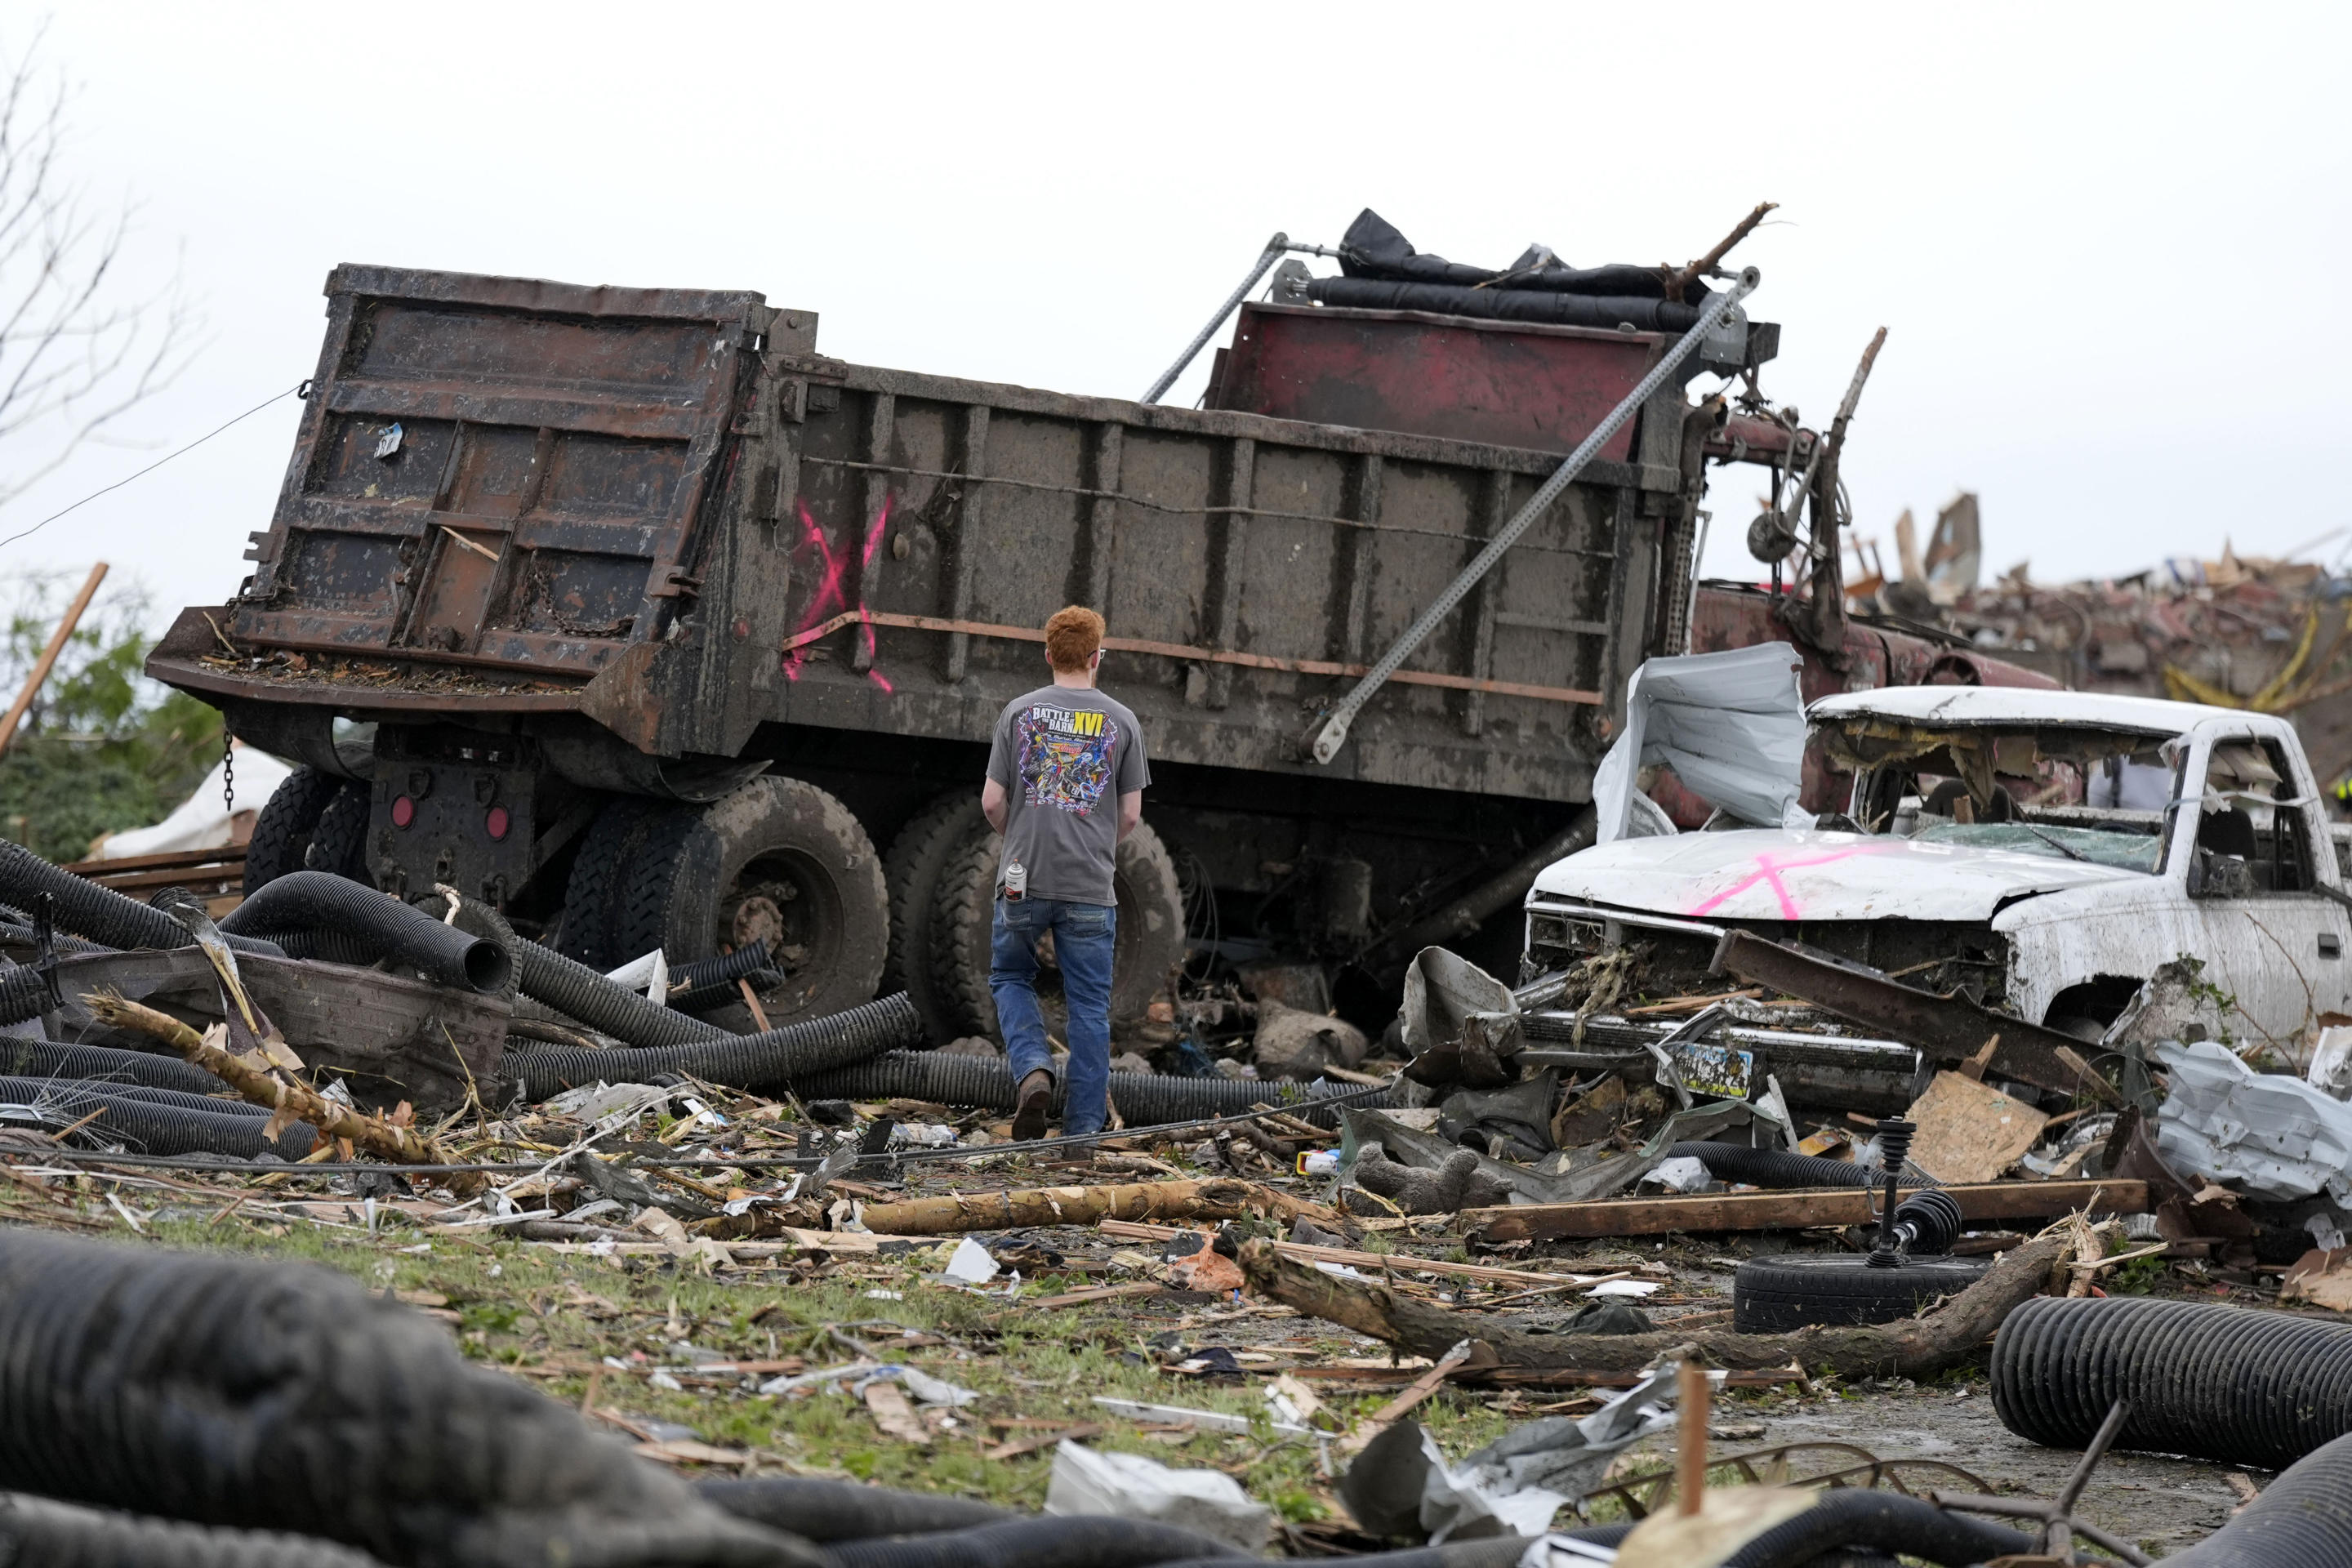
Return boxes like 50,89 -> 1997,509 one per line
151,266 -> 1698,807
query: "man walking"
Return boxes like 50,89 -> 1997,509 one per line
981,606 -> 1149,1141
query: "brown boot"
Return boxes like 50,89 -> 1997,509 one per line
1012,1069 -> 1054,1143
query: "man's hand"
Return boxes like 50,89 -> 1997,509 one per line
1116,790 -> 1143,844
981,777 -> 1009,833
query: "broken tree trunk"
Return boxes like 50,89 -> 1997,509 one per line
857,1177 -> 1330,1236
83,993 -> 474,1187
1238,1232 -> 2071,1382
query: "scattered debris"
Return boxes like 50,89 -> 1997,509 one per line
1045,1441 -> 1273,1552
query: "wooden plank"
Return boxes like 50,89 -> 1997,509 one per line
64,845 -> 247,876
1464,1179 -> 2150,1243
1097,1217 -> 1627,1289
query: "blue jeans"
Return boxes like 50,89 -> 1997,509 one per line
991,898 -> 1117,1136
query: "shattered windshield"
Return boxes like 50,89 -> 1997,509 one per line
1910,820 -> 2163,874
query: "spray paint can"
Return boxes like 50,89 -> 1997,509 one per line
1004,858 -> 1027,901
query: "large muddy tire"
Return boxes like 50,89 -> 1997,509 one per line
931,821 -> 1186,1041
553,797 -> 654,968
617,777 -> 889,1027
302,780 -> 372,883
882,791 -> 987,1044
241,768 -> 345,893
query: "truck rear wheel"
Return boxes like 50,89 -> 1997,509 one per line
604,777 -> 890,1027
242,768 -> 347,893
302,780 -> 372,882
555,797 -> 655,967
930,821 -> 1185,1040
882,791 -> 987,1044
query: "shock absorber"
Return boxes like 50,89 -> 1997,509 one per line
1866,1117 -> 1916,1269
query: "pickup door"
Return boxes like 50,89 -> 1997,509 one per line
2169,724 -> 2352,1046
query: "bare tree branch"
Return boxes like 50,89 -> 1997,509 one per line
0,23 -> 201,512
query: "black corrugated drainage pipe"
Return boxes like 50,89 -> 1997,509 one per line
0,1491 -> 389,1566
1143,1538 -> 1538,1568
0,968 -> 47,1029
2159,1431 -> 2352,1565
0,840 -> 282,958
0,1081 -> 315,1160
506,994 -> 924,1100
785,1050 -> 1387,1129
826,1517 -> 1236,1568
217,871 -> 507,994
1993,1295 -> 2352,1468
695,1477 -> 1011,1542
1508,1503 -> 2031,1568
510,940 -> 733,1047
0,1231 -> 825,1567
0,1038 -> 227,1096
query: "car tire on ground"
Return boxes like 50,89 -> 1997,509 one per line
241,767 -> 348,893
1732,1252 -> 1990,1333
301,779 -> 373,883
882,791 -> 988,1044
608,777 -> 889,1027
929,820 -> 1186,1042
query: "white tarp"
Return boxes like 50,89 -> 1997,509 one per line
93,743 -> 293,860
1592,642 -> 1809,844
2157,1038 -> 2352,1205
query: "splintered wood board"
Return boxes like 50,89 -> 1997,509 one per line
1905,1071 -> 2050,1184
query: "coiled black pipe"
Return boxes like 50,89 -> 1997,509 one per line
0,1084 -> 315,1160
0,841 -> 281,958
826,1517 -> 1236,1568
506,994 -> 924,1099
2162,1431 -> 2352,1565
1144,1536 -> 1537,1568
1668,1142 -> 1940,1190
0,1039 -> 229,1097
696,1477 -> 1010,1542
785,1050 -> 1387,1129
0,1232 -> 824,1568
669,941 -> 773,1000
0,1491 -> 390,1567
0,1076 -> 260,1118
514,942 -> 731,1048
0,966 -> 48,1028
1993,1295 -> 2352,1469
1718,1490 -> 2034,1567
218,872 -> 508,994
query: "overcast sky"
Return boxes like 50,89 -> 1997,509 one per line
7,3 -> 2348,627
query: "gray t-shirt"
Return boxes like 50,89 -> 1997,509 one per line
985,684 -> 1151,906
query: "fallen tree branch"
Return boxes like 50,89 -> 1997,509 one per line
1237,1232 -> 2071,1382
83,992 -> 474,1189
857,1177 -> 1330,1236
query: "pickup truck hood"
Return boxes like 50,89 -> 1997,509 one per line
1528,828 -> 2145,924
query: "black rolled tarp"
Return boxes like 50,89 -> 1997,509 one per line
1334,208 -> 1703,302
1307,276 -> 1701,332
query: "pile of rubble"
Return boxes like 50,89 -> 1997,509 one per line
0,787 -> 2350,1561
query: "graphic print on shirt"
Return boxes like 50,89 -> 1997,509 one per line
1015,705 -> 1119,815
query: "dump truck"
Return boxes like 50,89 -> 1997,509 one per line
147,249 -> 2024,1038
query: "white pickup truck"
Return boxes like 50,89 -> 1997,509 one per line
1524,685 -> 2352,1051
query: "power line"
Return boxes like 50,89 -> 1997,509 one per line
0,381 -> 305,552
